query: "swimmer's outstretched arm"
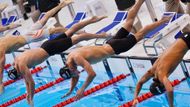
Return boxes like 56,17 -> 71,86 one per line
21,66 -> 35,106
0,52 -> 5,94
38,0 -> 74,26
61,76 -> 79,98
73,56 -> 96,100
132,69 -> 153,106
161,76 -> 174,107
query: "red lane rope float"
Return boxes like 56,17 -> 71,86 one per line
119,77 -> 187,107
3,66 -> 47,87
53,73 -> 131,107
0,77 -> 65,107
4,64 -> 11,70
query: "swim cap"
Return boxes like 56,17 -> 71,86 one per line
59,66 -> 72,79
8,68 -> 21,80
149,78 -> 165,95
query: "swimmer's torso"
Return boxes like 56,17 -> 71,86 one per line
16,48 -> 49,68
68,44 -> 114,64
0,36 -> 26,53
155,38 -> 189,77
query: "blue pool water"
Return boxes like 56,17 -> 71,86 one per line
0,54 -> 190,107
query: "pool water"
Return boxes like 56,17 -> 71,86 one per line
0,54 -> 190,107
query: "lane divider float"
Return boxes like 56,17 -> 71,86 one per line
3,66 -> 47,87
53,73 -> 130,107
4,64 -> 12,70
119,77 -> 186,107
0,77 -> 65,107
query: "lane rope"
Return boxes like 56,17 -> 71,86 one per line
53,73 -> 130,107
3,66 -> 47,87
119,77 -> 186,107
4,64 -> 12,70
0,77 -> 65,107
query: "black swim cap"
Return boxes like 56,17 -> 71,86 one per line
8,68 -> 21,80
149,78 -> 165,95
59,66 -> 72,79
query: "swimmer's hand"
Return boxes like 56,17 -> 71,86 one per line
132,98 -> 139,107
61,91 -> 72,99
75,88 -> 84,101
26,94 -> 34,107
29,101 -> 34,107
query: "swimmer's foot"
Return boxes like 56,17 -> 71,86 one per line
0,84 -> 4,94
59,0 -> 74,8
161,15 -> 172,23
90,16 -> 108,23
28,100 -> 34,107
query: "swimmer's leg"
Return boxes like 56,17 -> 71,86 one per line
49,27 -> 68,35
38,0 -> 73,26
0,51 -> 5,94
186,2 -> 190,15
71,32 -> 108,44
182,3 -> 190,33
16,0 -> 25,15
165,0 -> 184,13
16,62 -> 35,106
65,16 -> 107,37
134,16 -> 171,41
123,0 -> 145,31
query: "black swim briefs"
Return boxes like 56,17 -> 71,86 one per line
41,33 -> 73,56
180,33 -> 190,49
106,27 -> 137,54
